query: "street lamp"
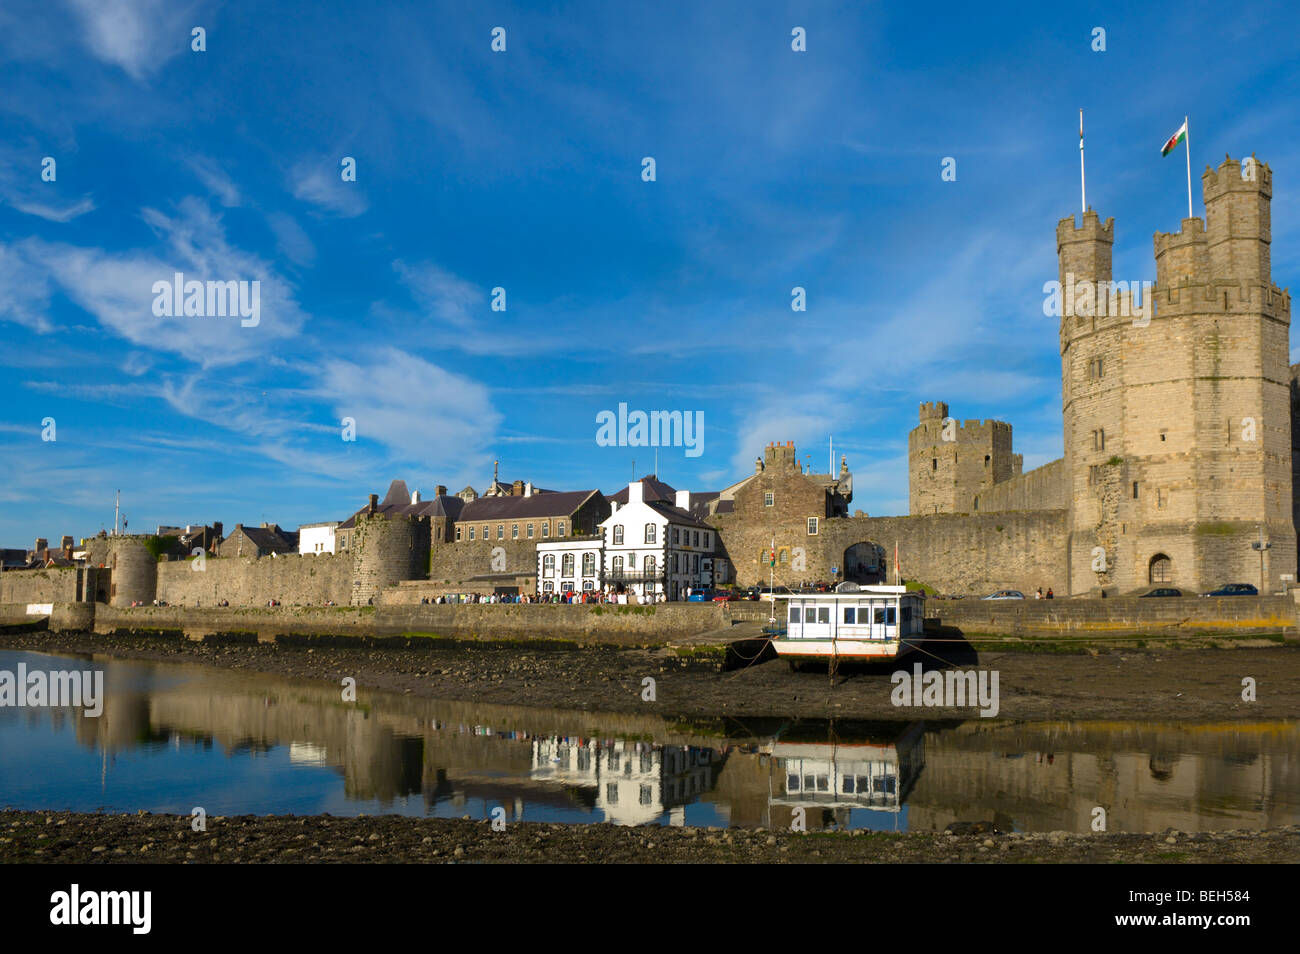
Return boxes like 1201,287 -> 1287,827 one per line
1251,525 -> 1271,593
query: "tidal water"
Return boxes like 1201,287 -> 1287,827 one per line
1,649 -> 1296,832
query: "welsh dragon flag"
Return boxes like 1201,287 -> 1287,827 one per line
1161,120 -> 1187,157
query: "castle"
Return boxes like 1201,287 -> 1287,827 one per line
3,156 -> 1293,607
907,153 -> 1294,595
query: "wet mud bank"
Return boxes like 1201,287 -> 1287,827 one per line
1,631 -> 1298,722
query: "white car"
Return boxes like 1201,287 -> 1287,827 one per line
982,590 -> 1025,600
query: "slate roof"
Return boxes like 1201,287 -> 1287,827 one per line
337,480 -> 466,529
643,500 -> 715,530
606,475 -> 676,505
459,489 -> 601,521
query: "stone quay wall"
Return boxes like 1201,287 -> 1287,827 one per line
1,601 -> 733,644
927,594 -> 1297,637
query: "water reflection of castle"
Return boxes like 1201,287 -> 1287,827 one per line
531,738 -> 720,826
42,655 -> 1300,833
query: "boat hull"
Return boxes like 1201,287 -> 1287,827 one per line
772,638 -> 911,661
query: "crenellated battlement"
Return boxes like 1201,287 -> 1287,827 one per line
918,401 -> 949,421
1056,210 -> 1115,248
1204,154 -> 1272,201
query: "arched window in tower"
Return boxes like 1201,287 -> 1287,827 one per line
984,455 -> 990,467
973,496 -> 979,511
1149,554 -> 1172,584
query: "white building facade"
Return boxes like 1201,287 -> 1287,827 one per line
298,522 -> 338,555
600,481 -> 716,602
535,538 -> 604,595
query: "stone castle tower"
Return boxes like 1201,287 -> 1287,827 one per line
908,401 -> 1022,514
1058,154 -> 1293,594
349,497 -> 432,605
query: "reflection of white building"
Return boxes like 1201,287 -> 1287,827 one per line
289,741 -> 329,765
535,540 -> 604,595
529,737 -> 719,825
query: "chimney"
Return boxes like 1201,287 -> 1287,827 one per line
512,479 -> 524,495
524,481 -> 533,497
213,522 -> 223,539
35,537 -> 48,554
675,490 -> 691,509
628,480 -> 644,504
60,535 -> 74,550
435,485 -> 447,497
368,494 -> 378,514
411,490 -> 421,504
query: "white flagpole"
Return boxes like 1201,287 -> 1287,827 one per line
1183,115 -> 1192,218
1079,108 -> 1086,213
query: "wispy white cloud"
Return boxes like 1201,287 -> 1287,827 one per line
290,160 -> 368,217
64,0 -> 199,82
12,197 -> 308,367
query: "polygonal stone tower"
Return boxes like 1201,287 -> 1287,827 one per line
1058,155 -> 1293,595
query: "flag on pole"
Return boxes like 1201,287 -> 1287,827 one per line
1160,120 -> 1187,157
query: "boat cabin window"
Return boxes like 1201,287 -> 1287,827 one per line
788,606 -> 800,624
843,606 -> 855,624
804,607 -> 816,623
902,606 -> 912,623
874,606 -> 897,625
817,606 -> 830,624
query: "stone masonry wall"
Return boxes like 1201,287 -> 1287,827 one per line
0,568 -> 80,603
712,509 -> 1069,595
972,458 -> 1067,513
155,553 -> 352,606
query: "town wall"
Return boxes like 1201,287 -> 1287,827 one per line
154,553 -> 353,606
712,509 -> 1070,596
971,458 -> 1067,513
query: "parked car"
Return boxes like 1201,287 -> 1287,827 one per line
981,590 -> 1025,600
744,586 -> 762,601
712,592 -> 741,602
1139,587 -> 1184,597
686,588 -> 715,602
1201,583 -> 1258,597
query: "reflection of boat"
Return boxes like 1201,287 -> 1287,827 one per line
773,583 -> 924,664
765,722 -> 925,817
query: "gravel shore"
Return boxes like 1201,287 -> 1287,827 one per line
4,810 -> 1297,864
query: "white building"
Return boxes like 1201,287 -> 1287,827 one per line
535,538 -> 604,595
298,522 -> 338,555
601,480 -> 716,602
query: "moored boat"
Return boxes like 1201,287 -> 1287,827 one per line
772,581 -> 924,665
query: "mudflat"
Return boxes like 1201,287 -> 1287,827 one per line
0,631 -> 1295,723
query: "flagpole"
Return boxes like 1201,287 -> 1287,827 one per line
1079,108 -> 1086,213
1183,115 -> 1192,218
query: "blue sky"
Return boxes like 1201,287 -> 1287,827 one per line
2,0 -> 1298,546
